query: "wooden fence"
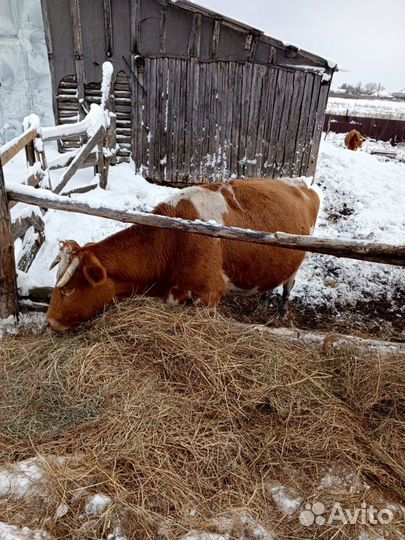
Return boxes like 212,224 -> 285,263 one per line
2,175 -> 405,318
0,62 -> 119,318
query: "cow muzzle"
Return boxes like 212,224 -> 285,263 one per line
48,318 -> 71,334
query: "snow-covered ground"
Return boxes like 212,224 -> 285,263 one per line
293,133 -> 405,319
1,132 -> 404,336
326,97 -> 405,120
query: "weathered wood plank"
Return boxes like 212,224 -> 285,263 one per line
190,59 -> 200,181
159,7 -> 167,54
0,161 -> 18,318
245,63 -> 263,177
12,211 -> 45,242
0,129 -> 37,166
281,69 -> 305,177
274,69 -> 294,177
147,59 -> 157,180
307,81 -> 330,177
230,62 -> 242,177
264,69 -> 286,177
55,125 -> 105,194
261,67 -> 279,177
130,0 -> 141,53
188,12 -> 201,57
40,0 -> 59,126
70,0 -> 85,123
300,74 -> 321,175
238,62 -> 254,177
177,60 -> 187,182
210,19 -> 221,59
292,72 -> 314,176
103,0 -> 114,57
17,227 -> 45,273
254,65 -> 273,176
183,58 -> 194,182
234,323 -> 405,357
196,61 -> 208,181
201,61 -> 213,180
7,184 -> 405,267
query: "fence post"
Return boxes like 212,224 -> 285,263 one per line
0,161 -> 18,319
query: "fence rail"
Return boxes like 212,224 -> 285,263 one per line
0,128 -> 38,166
8,182 -> 405,252
2,179 -> 405,318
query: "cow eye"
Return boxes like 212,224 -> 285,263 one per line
61,287 -> 75,297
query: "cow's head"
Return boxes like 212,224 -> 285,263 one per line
47,240 -> 116,333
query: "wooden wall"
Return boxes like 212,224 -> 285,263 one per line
132,57 -> 329,184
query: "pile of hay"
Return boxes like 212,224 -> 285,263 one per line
0,297 -> 404,540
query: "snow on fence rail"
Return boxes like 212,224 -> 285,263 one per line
0,128 -> 37,166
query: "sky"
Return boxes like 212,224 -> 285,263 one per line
198,0 -> 405,92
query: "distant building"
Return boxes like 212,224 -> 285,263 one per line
392,88 -> 405,101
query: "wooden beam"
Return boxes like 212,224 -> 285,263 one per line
6,184 -> 405,267
96,139 -> 108,189
188,13 -> 201,57
210,19 -> 221,59
0,161 -> 18,319
159,7 -> 167,55
12,212 -> 45,242
235,323 -> 405,357
70,0 -> 85,122
0,128 -> 37,166
103,0 -> 114,58
54,126 -> 105,194
130,0 -> 141,53
40,0 -> 59,126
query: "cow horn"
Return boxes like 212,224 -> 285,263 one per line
49,253 -> 61,271
56,257 -> 80,288
49,240 -> 65,271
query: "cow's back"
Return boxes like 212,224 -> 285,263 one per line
155,178 -> 320,294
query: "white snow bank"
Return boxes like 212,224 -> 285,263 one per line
292,135 -> 405,311
0,457 -> 65,500
269,485 -> 303,515
0,312 -> 46,339
0,522 -> 50,540
326,97 -> 405,120
84,493 -> 112,516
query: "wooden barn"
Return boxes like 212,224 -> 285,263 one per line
41,0 -> 336,185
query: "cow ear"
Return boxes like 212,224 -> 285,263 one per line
82,254 -> 107,286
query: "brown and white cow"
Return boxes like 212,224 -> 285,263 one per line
344,129 -> 366,151
47,178 -> 320,332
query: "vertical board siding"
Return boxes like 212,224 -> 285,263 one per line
132,58 -> 326,184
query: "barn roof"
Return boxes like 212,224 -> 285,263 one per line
173,0 -> 336,71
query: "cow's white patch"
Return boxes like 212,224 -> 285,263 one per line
227,281 -> 260,296
166,292 -> 179,306
167,186 -> 228,224
279,176 -> 310,188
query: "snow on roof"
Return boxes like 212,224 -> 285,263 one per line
326,97 -> 405,121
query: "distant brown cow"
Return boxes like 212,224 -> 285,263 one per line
344,129 -> 366,151
47,178 -> 320,333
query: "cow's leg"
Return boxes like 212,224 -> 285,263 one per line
278,274 -> 296,319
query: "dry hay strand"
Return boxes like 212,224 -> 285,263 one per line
0,296 -> 404,540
